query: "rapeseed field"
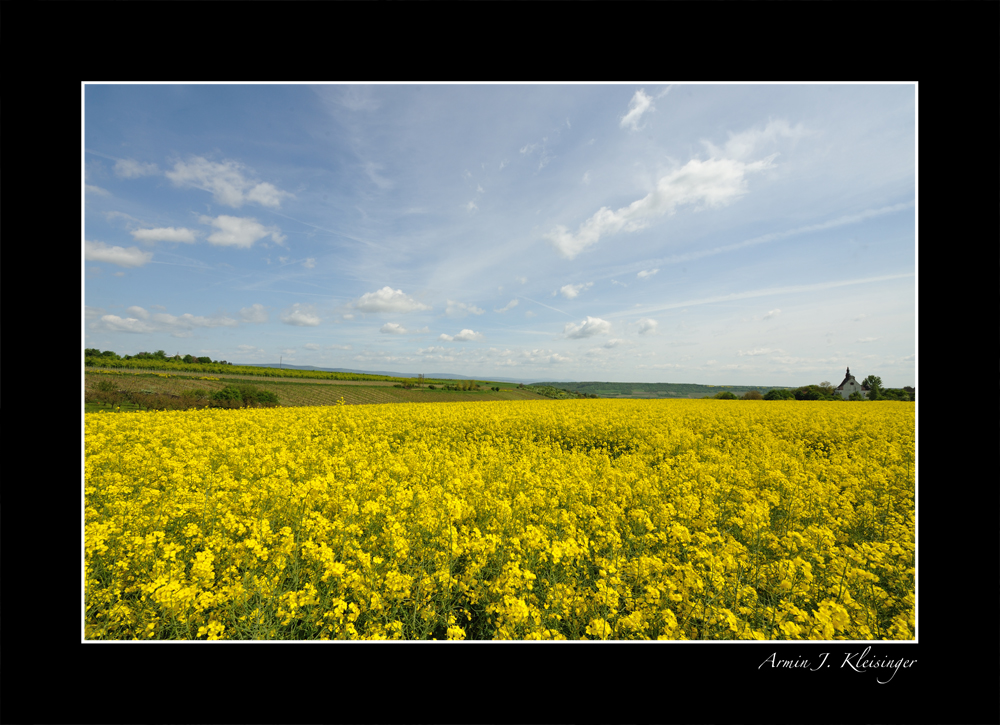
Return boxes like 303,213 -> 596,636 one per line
84,399 -> 915,640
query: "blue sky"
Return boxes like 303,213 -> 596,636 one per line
84,83 -> 915,387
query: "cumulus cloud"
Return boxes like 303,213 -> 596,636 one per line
637,268 -> 659,279
114,159 -> 160,178
564,316 -> 611,339
620,89 -> 655,131
446,300 -> 485,317
381,323 -> 408,334
604,338 -> 624,348
240,304 -> 268,323
495,299 -> 519,313
439,329 -> 484,342
545,154 -> 776,259
98,314 -> 154,333
557,282 -> 593,299
199,215 -> 285,248
131,227 -> 197,244
281,304 -> 321,326
166,156 -> 292,208
95,309 -> 239,336
302,258 -> 316,269
637,318 -> 658,335
763,308 -> 781,319
354,287 -> 431,313
85,240 -> 153,268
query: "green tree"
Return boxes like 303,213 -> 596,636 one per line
764,388 -> 795,400
862,375 -> 883,400
742,390 -> 763,400
713,391 -> 737,399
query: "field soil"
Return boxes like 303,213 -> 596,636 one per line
84,372 -> 547,407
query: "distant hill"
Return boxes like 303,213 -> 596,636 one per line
540,381 -> 796,399
242,363 -> 569,385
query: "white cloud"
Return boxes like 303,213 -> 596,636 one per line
582,172 -> 591,184
701,118 -> 807,162
114,159 -> 160,178
440,329 -> 484,342
604,338 -> 624,348
281,304 -> 321,326
857,337 -> 879,343
98,314 -> 154,333
86,185 -> 110,196
620,89 -> 654,131
637,269 -> 659,279
381,323 -> 408,334
302,258 -> 316,269
328,344 -> 352,350
96,308 -> 239,336
516,276 -> 528,285
763,308 -> 781,319
545,143 -> 780,260
304,343 -> 321,351
240,304 -> 268,323
637,318 -> 658,335
199,215 -> 285,248
558,282 -> 593,300
131,227 -> 197,244
354,287 -> 432,314
495,299 -> 519,313
737,348 -> 783,357
525,310 -> 536,318
466,200 -> 478,212
166,156 -> 292,208
521,349 -> 571,364
564,316 -> 611,339
85,240 -> 153,268
446,300 -> 485,317
150,312 -> 239,331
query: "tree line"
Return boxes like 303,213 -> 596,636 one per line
86,348 -> 232,365
714,376 -> 914,402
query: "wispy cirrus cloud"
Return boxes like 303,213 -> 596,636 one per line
545,156 -> 776,260
446,300 -> 485,317
620,89 -> 654,131
114,158 -> 160,178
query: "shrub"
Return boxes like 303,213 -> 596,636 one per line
713,391 -> 738,400
742,390 -> 763,400
764,389 -> 795,400
210,384 -> 280,408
